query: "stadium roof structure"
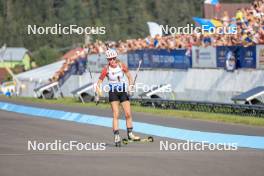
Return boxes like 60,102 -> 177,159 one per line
0,47 -> 28,61
16,60 -> 64,83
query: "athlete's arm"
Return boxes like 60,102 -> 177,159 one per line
96,79 -> 103,96
96,67 -> 107,96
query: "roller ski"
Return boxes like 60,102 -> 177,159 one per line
122,132 -> 154,145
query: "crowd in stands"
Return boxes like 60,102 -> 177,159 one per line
51,0 -> 264,82
51,49 -> 88,82
87,0 -> 264,54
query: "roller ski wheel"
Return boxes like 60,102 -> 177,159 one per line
147,136 -> 154,142
122,136 -> 154,145
122,138 -> 129,145
115,141 -> 121,147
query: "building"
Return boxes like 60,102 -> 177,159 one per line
0,47 -> 31,70
0,68 -> 9,83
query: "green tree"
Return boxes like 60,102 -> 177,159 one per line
0,0 -> 253,54
32,46 -> 62,67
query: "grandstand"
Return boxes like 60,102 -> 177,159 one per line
16,53 -> 264,103
12,0 -> 264,104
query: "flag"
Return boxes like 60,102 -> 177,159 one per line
147,22 -> 162,38
210,19 -> 222,27
145,38 -> 151,46
193,17 -> 223,29
204,0 -> 219,6
154,39 -> 159,48
204,0 -> 221,11
193,17 -> 215,31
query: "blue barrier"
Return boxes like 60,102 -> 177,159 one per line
216,46 -> 256,69
128,49 -> 191,69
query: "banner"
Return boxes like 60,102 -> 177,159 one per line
216,46 -> 239,68
128,49 -> 191,69
216,46 -> 256,69
239,46 -> 256,68
192,46 -> 216,68
256,45 -> 264,69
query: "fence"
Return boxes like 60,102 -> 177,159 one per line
126,45 -> 263,70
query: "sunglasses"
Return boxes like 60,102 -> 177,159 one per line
107,57 -> 116,61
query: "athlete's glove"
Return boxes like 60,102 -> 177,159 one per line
94,83 -> 103,105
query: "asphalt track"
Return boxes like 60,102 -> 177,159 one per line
0,98 -> 264,176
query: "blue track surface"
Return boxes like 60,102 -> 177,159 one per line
0,101 -> 264,149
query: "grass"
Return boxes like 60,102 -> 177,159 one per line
1,96 -> 264,127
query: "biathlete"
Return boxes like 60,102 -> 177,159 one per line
96,48 -> 140,146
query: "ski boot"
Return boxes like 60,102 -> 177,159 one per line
128,132 -> 141,141
114,133 -> 121,147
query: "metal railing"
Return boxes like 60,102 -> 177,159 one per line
129,98 -> 264,117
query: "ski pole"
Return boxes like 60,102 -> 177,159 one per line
129,59 -> 142,97
133,59 -> 142,86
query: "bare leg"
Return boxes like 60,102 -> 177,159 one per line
111,101 -> 120,131
121,100 -> 140,140
121,100 -> 132,128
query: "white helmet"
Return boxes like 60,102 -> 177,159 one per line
105,48 -> 118,59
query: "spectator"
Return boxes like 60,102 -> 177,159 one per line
51,0 -> 264,80
222,11 -> 230,27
